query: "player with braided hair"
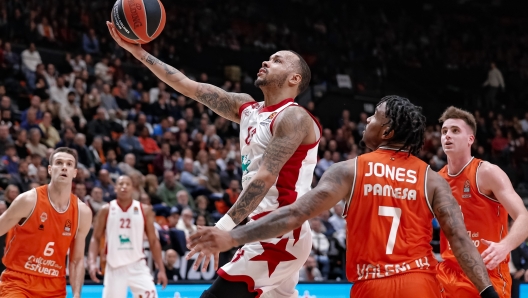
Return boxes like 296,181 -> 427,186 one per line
188,96 -> 500,298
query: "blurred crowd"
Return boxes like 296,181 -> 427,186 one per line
0,0 -> 527,283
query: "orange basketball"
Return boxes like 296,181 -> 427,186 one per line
111,0 -> 166,44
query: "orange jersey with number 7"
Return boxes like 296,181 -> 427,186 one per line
344,148 -> 438,282
2,185 -> 79,278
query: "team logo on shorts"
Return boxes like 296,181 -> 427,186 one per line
462,180 -> 471,198
63,219 -> 72,236
40,212 -> 48,222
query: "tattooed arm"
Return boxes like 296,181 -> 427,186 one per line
106,22 -> 254,123
428,169 -> 493,292
226,107 -> 315,224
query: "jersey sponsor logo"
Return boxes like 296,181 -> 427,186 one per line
24,255 -> 62,277
62,219 -> 72,236
241,155 -> 251,175
40,212 -> 48,222
260,112 -> 277,126
363,184 -> 417,200
245,126 -> 256,145
118,235 -> 133,250
462,180 -> 472,198
231,249 -> 245,263
119,235 -> 131,244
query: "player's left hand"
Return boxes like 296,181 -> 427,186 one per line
186,226 -> 236,269
157,270 -> 168,289
481,239 -> 509,270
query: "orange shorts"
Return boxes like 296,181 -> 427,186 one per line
436,260 -> 511,298
351,272 -> 442,298
0,269 -> 66,298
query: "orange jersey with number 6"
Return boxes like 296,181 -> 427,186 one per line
2,185 -> 79,278
344,148 -> 437,282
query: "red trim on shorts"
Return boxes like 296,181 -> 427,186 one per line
217,268 -> 263,298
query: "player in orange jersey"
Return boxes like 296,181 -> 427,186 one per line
436,106 -> 528,298
88,175 -> 167,298
0,147 -> 92,298
187,96 -> 500,298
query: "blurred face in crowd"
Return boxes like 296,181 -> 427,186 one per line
168,212 -> 179,228
333,204 -> 344,217
116,176 -> 133,199
305,255 -> 317,270
441,119 -> 474,157
195,215 -> 207,226
42,112 -> 52,126
29,128 -> 40,143
140,193 -> 150,205
165,249 -> 178,267
163,171 -> 175,188
99,170 -> 111,184
229,180 -> 240,192
75,183 -> 87,199
106,150 -> 116,162
309,218 -> 323,233
125,154 -> 135,166
181,209 -> 194,227
254,51 -> 301,91
0,201 -> 6,215
56,77 -> 65,88
91,187 -> 103,203
38,166 -> 48,181
0,125 -> 9,140
6,186 -> 19,202
177,191 -> 189,207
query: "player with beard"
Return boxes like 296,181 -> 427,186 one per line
187,96 -> 501,298
107,21 -> 322,298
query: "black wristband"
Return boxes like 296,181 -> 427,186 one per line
480,286 -> 499,298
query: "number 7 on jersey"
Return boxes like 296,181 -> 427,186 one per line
378,206 -> 402,255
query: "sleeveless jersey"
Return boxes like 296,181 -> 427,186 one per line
105,200 -> 146,268
3,185 -> 79,278
344,148 -> 437,282
238,98 -> 322,220
439,157 -> 509,264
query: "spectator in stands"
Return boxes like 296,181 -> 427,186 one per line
13,130 -> 29,160
318,210 -> 336,238
87,108 -> 113,143
119,122 -> 143,156
21,95 -> 44,123
21,43 -> 42,90
2,184 -> 19,208
205,158 -> 223,195
166,206 -> 187,257
2,42 -> 20,74
117,153 -> 141,176
26,128 -> 47,158
74,133 -> 94,171
180,158 -> 206,193
10,160 -> 31,193
160,249 -> 181,282
177,207 -> 197,238
0,201 -> 6,216
82,29 -> 100,55
483,62 -> 505,109
74,183 -> 88,202
70,53 -> 87,73
88,136 -> 104,171
85,186 -> 106,216
315,150 -> 333,178
44,63 -> 58,88
328,202 -> 346,232
95,169 -> 115,202
101,83 -> 121,116
310,217 -> 330,280
194,195 -> 213,225
157,170 -> 191,207
20,108 -> 41,132
1,144 -> 19,174
521,112 -> 528,134
299,254 -> 323,281
101,149 -> 122,182
219,159 -> 241,189
35,165 -> 49,185
511,236 -> 528,282
55,127 -> 78,150
37,17 -> 55,44
60,91 -> 87,129
138,126 -> 160,155
50,76 -> 70,106
0,124 -> 13,156
153,142 -> 176,177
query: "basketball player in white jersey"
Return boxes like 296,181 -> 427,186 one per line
108,21 -> 321,298
88,175 -> 168,297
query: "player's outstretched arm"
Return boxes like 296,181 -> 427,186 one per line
0,191 -> 36,236
478,162 -> 528,270
69,202 -> 93,298
223,108 -> 314,226
106,22 -> 254,123
88,205 -> 109,283
428,169 -> 495,294
143,204 -> 168,289
187,160 -> 354,253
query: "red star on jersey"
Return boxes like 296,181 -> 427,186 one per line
249,238 -> 297,277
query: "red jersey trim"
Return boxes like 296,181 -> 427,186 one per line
238,101 -> 256,118
116,200 -> 134,212
217,268 -> 263,298
259,98 -> 294,114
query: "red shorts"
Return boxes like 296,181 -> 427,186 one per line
0,269 -> 66,298
436,260 -> 511,298
351,272 -> 442,298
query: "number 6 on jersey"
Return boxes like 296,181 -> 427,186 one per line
378,206 -> 401,255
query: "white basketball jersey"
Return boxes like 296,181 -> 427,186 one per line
106,200 -> 146,268
238,98 -> 321,219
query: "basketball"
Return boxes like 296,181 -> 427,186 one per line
111,0 -> 166,44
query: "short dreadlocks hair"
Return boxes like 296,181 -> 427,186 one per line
378,95 -> 426,156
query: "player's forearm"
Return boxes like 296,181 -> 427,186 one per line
448,231 -> 492,291
226,176 -> 275,225
502,213 -> 528,251
231,205 -> 305,246
69,258 -> 85,296
87,238 -> 100,266
150,239 -> 165,273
